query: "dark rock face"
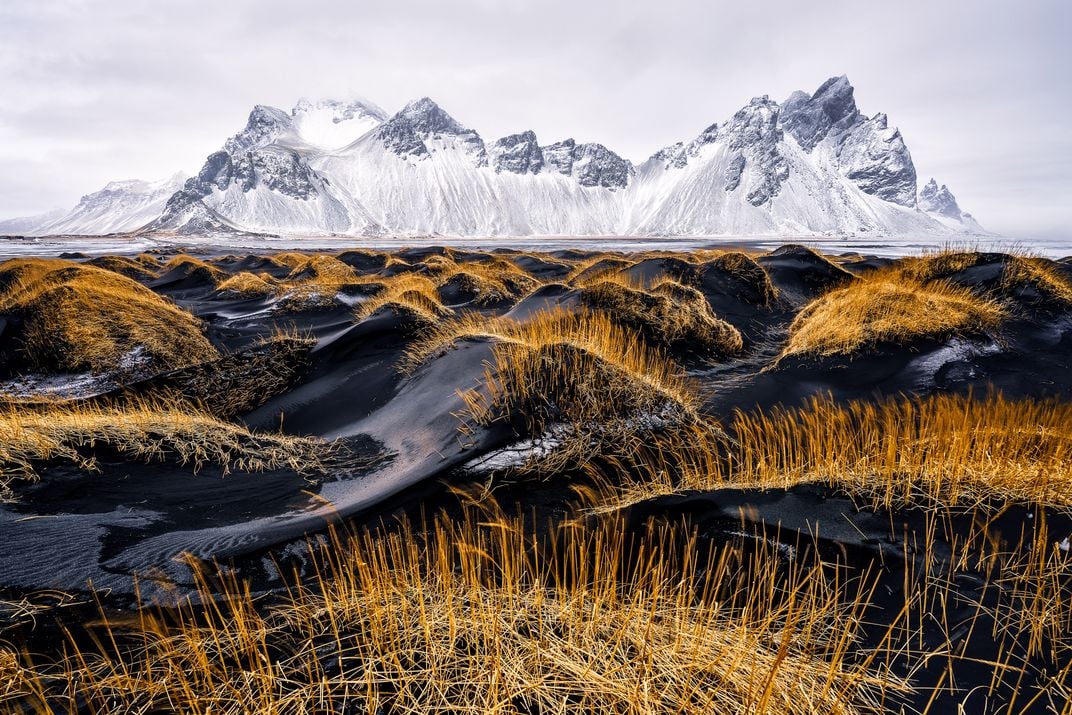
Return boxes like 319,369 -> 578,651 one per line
837,113 -> 917,207
542,139 -> 578,175
571,143 -> 632,189
377,97 -> 486,162
489,131 -> 544,174
224,105 -> 294,155
780,77 -> 917,207
234,149 -> 320,199
918,178 -> 963,219
540,139 -> 633,188
724,154 -> 746,192
780,75 -> 861,152
721,97 -> 788,206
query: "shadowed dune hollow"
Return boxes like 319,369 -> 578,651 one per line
1,244 -> 1072,714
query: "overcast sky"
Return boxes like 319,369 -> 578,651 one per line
1,0 -> 1068,238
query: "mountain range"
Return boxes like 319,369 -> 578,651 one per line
0,77 -> 986,238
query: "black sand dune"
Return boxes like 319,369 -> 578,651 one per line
2,244 -> 1072,713
1,246 -> 1070,591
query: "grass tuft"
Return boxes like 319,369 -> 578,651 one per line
2,513 -> 908,714
0,397 -> 327,501
779,270 -> 1005,360
581,278 -> 743,356
0,258 -> 219,374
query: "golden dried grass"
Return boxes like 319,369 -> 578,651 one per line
580,278 -> 743,356
779,271 -> 1005,360
86,255 -> 157,281
0,397 -> 326,500
215,271 -> 276,298
0,258 -> 219,373
160,255 -> 226,284
3,513 -> 908,714
581,392 -> 1072,513
701,251 -> 780,306
354,273 -> 450,323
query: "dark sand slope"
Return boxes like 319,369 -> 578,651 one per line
1,247 -> 1071,593
2,246 -> 1072,713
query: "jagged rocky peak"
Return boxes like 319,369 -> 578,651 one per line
836,111 -> 917,207
541,139 -> 577,175
781,74 -> 861,151
919,178 -> 963,219
540,139 -> 631,189
722,95 -> 782,150
489,130 -> 544,174
572,143 -> 632,189
223,105 -> 294,155
377,97 -> 485,160
651,122 -> 719,168
719,96 -> 788,206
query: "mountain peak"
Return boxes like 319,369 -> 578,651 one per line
489,131 -> 543,174
224,105 -> 293,154
919,177 -> 963,219
377,97 -> 484,160
393,97 -> 469,135
781,74 -> 860,151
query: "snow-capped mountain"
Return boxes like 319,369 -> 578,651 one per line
2,78 -> 988,238
1,173 -> 188,236
917,178 -> 985,232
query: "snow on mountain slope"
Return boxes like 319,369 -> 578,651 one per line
4,77 -> 989,238
291,98 -> 388,150
0,174 -> 188,236
0,208 -> 66,236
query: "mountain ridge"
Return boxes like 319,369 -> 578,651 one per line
1,77 -> 988,239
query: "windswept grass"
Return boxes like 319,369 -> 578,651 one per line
566,255 -> 635,285
0,398 -> 327,500
410,308 -> 701,472
274,255 -> 361,310
0,258 -> 219,374
780,271 -> 1005,360
354,273 -> 450,323
581,392 -> 1072,513
426,256 -> 540,306
700,251 -> 780,306
898,250 -> 1072,308
3,513 -> 909,714
729,392 -> 1072,508
86,255 -> 157,281
160,255 -> 226,284
580,278 -> 743,356
215,271 -> 277,298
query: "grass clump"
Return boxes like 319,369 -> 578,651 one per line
417,254 -> 540,306
215,271 -> 276,298
580,278 -> 743,356
700,251 -> 780,306
409,308 -> 700,472
86,255 -> 157,281
582,392 -> 1072,513
354,273 -> 450,323
898,250 -> 1072,309
0,258 -> 219,374
160,255 -> 226,284
3,514 -> 907,714
780,270 -> 1004,360
0,397 -> 326,500
274,255 -> 361,310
